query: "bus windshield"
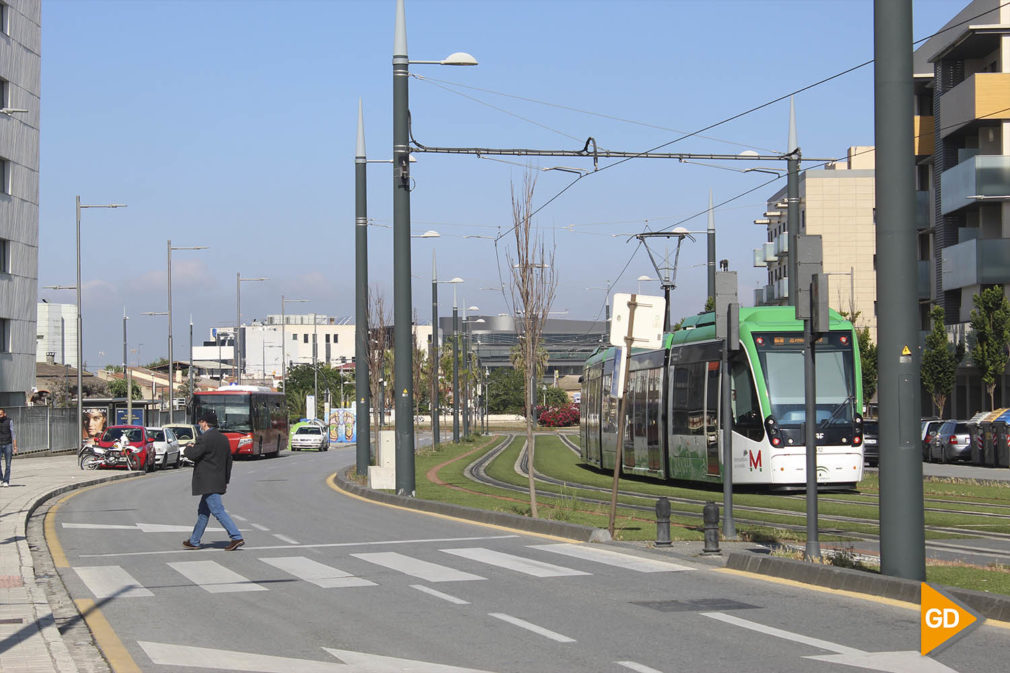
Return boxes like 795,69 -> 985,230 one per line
193,395 -> 252,432
754,332 -> 856,428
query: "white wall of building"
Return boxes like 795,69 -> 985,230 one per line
36,302 -> 77,366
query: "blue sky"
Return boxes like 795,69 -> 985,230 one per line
37,0 -> 960,369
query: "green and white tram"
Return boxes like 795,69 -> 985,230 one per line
580,306 -> 864,489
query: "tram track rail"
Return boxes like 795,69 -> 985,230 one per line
453,432 -> 1010,563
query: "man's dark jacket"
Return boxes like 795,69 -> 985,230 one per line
185,427 -> 232,496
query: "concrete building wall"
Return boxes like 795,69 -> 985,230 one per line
0,0 -> 40,406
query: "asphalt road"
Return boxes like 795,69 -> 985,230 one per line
49,446 -> 1010,673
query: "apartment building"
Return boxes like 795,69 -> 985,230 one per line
914,0 -> 1010,415
752,146 -> 878,342
35,302 -> 78,368
0,1 -> 40,406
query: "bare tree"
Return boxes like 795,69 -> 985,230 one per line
507,171 -> 558,518
367,287 -> 391,441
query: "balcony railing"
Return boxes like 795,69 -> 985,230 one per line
940,154 -> 1010,215
941,238 -> 1010,290
916,191 -> 929,230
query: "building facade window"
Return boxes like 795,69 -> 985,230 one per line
0,237 -> 8,273
303,334 -> 308,344
0,77 -> 8,109
0,318 -> 9,353
0,157 -> 8,194
0,3 -> 7,36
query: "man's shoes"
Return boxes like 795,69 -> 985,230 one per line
1,482 -> 8,487
225,539 -> 245,552
182,540 -> 200,549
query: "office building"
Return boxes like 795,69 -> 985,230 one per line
0,1 -> 40,406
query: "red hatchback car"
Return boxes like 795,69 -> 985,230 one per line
96,425 -> 158,472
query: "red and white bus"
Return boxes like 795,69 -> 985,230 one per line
191,386 -> 287,457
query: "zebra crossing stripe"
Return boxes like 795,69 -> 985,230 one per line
442,547 -> 589,577
168,560 -> 268,593
352,552 -> 485,583
259,557 -> 376,588
74,566 -> 154,599
529,543 -> 691,572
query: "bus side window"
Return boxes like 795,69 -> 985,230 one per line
731,355 -> 764,441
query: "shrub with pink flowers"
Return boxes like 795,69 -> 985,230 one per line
537,402 -> 581,427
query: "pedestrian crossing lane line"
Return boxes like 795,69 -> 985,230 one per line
529,543 -> 692,572
168,560 -> 268,593
351,552 -> 485,583
74,566 -> 154,599
442,547 -> 590,577
260,557 -> 376,588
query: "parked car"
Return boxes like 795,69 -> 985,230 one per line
291,425 -> 329,451
164,423 -> 198,465
921,419 -> 943,461
929,420 -> 973,463
147,427 -> 182,469
862,419 -> 879,467
95,425 -> 157,472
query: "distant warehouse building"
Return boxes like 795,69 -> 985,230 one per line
0,2 -> 41,406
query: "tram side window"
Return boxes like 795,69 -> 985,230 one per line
670,363 -> 704,435
731,356 -> 764,441
705,362 -> 720,435
632,370 -> 647,439
647,368 -> 661,445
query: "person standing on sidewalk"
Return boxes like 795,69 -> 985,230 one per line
0,408 -> 17,487
182,409 -> 244,550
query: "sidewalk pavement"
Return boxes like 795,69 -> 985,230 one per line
0,453 -> 139,673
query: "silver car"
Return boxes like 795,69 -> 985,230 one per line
147,426 -> 182,469
929,420 -> 972,463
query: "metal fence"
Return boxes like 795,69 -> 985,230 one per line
6,406 -> 80,454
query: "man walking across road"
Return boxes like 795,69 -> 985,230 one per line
0,408 -> 17,487
183,409 -> 244,550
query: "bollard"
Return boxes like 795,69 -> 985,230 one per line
702,501 -> 721,555
655,497 -> 671,546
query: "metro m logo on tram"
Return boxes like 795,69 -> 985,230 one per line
748,450 -> 762,470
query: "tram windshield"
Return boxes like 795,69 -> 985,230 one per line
753,332 -> 857,428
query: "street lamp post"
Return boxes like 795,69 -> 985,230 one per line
432,268 -> 463,450
76,196 -> 125,439
462,311 -> 485,436
392,0 -> 477,495
281,296 -> 309,412
142,312 -> 168,413
189,316 -> 194,398
236,274 -> 268,384
167,241 -> 207,422
451,283 -> 460,442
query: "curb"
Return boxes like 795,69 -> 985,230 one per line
726,552 -> 1010,622
334,465 -> 611,543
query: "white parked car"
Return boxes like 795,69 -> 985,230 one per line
163,423 -> 198,465
146,427 -> 182,469
290,425 -> 329,452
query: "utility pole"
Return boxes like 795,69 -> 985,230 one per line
875,0 -> 925,581
355,100 -> 371,476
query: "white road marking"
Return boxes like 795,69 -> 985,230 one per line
250,523 -> 270,531
410,584 -> 470,605
702,612 -> 860,654
73,566 -> 153,599
443,547 -> 589,577
61,522 -> 232,534
529,543 -> 691,572
63,523 -> 137,530
259,557 -> 375,589
702,612 -> 961,673
352,552 -> 485,583
168,560 -> 268,593
80,534 -> 519,559
488,613 -> 576,643
272,533 -> 300,544
616,662 -> 665,673
232,514 -> 248,521
139,641 -> 502,672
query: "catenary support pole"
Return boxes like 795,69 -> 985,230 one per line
355,100 -> 371,476
431,251 -> 440,450
875,0 -> 925,580
392,0 -> 416,495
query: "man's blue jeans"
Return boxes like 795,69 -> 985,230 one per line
189,493 -> 242,545
0,443 -> 12,484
